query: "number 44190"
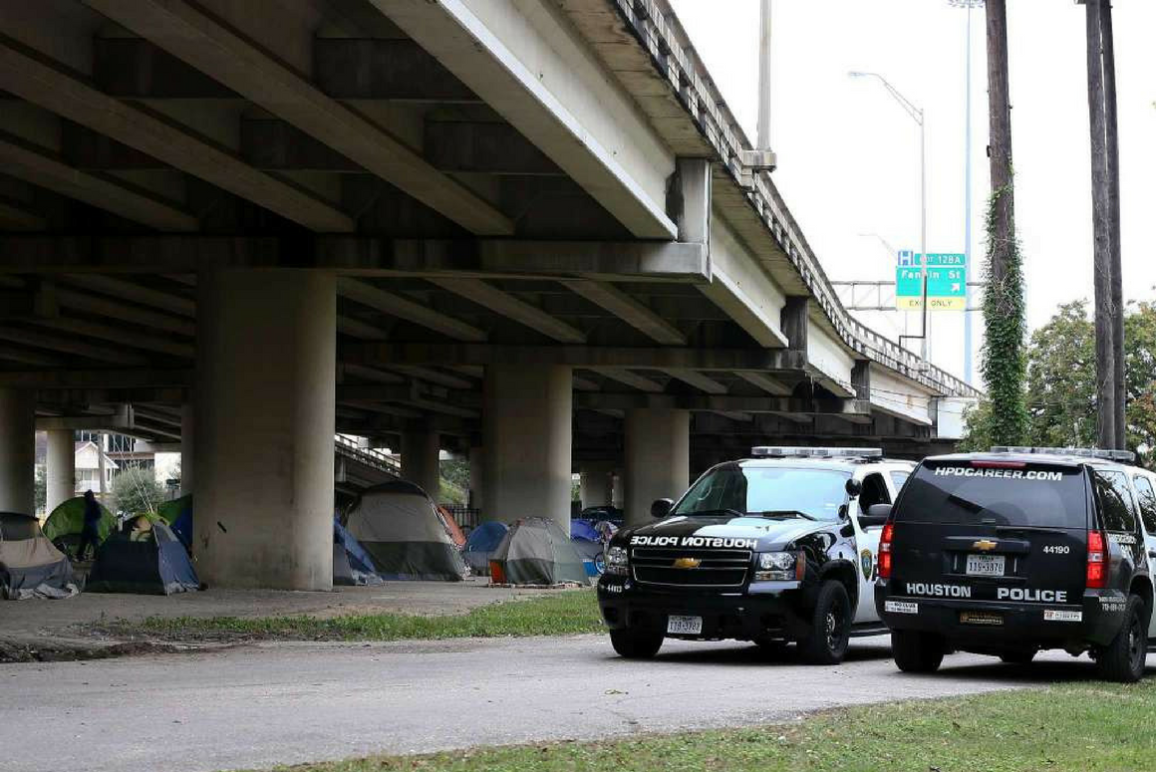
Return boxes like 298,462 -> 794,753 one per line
1043,545 -> 1070,555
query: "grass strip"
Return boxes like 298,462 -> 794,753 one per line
252,680 -> 1156,772
101,589 -> 602,643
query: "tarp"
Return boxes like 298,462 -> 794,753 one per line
0,512 -> 78,600
463,521 -> 508,574
490,518 -> 589,586
333,517 -> 382,586
571,538 -> 606,577
86,522 -> 200,595
570,519 -> 600,542
42,497 -> 116,551
346,481 -> 468,581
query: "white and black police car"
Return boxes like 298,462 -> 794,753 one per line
876,447 -> 1154,682
597,447 -> 914,664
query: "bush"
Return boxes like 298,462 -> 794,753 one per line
111,466 -> 165,516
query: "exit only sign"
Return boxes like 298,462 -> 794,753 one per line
895,252 -> 966,311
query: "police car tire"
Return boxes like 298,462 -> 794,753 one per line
609,628 -> 664,659
799,580 -> 852,665
1096,595 -> 1147,683
891,630 -> 945,673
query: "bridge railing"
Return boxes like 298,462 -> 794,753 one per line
333,434 -> 400,477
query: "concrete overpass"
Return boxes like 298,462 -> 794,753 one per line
0,0 -> 978,590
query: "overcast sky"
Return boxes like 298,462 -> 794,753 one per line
668,0 -> 1156,382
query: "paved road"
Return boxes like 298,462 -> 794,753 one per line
0,634 -> 1130,772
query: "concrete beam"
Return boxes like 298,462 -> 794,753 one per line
337,315 -> 391,341
0,38 -> 353,233
315,38 -> 479,102
70,275 -> 195,316
0,326 -> 147,365
340,363 -> 405,385
659,368 -> 728,395
560,280 -> 686,345
0,196 -> 47,231
424,121 -> 560,176
29,317 -> 194,358
590,367 -> 664,393
343,342 -> 808,371
36,405 -> 134,431
55,286 -> 196,336
735,371 -> 793,396
371,0 -> 677,239
337,277 -> 487,342
0,345 -> 64,368
390,366 -> 474,390
94,37 -> 235,98
576,393 -> 869,416
1,237 -> 709,282
84,0 -> 513,236
428,278 -> 586,343
0,369 -> 192,389
0,131 -> 198,231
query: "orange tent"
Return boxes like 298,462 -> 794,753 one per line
437,506 -> 467,548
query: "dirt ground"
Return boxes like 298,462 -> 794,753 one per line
0,577 -> 559,659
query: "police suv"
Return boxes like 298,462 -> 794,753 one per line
597,447 -> 914,664
875,447 -> 1154,682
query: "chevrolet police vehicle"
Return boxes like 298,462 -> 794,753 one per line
876,447 -> 1154,682
597,447 -> 914,664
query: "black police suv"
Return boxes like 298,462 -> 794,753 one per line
876,447 -> 1153,682
598,447 -> 914,665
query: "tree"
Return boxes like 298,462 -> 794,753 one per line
111,466 -> 165,516
981,0 -> 1029,446
1025,301 -> 1097,449
35,464 -> 47,515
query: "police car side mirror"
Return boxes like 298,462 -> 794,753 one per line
845,478 -> 863,498
650,498 -> 673,519
858,504 -> 891,529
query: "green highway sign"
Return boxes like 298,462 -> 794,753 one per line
895,252 -> 966,311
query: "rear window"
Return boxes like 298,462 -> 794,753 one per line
895,460 -> 1088,528
1092,471 -> 1139,533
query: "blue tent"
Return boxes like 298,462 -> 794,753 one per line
86,522 -> 201,595
463,521 -> 508,574
570,519 -> 600,542
333,516 -> 382,585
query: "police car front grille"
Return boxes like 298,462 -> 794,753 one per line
631,547 -> 751,588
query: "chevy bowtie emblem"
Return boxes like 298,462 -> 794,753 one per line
972,540 -> 998,551
673,557 -> 702,569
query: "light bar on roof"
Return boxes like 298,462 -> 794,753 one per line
752,446 -> 883,459
990,446 -> 1136,463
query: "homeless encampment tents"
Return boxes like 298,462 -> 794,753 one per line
42,497 -> 116,556
490,517 -> 589,586
333,516 -> 383,586
437,507 -> 467,548
86,521 -> 200,595
463,521 -> 508,575
0,512 -> 78,599
345,481 -> 468,581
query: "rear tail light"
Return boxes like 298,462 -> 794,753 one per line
1086,530 -> 1106,589
879,522 -> 895,579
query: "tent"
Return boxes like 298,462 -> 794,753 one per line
570,519 -> 600,542
490,517 -> 590,586
345,481 -> 468,581
0,512 -> 78,599
463,521 -> 508,575
570,538 -> 606,578
333,517 -> 383,586
159,495 -> 194,549
86,522 -> 201,595
42,497 -> 116,555
437,506 -> 467,548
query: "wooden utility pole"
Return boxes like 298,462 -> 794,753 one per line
1101,0 -> 1125,449
986,0 -> 1013,289
1085,0 -> 1116,449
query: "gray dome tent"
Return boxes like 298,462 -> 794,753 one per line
0,512 -> 77,600
346,481 -> 467,581
490,517 -> 589,586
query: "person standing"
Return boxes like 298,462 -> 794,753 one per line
75,489 -> 102,561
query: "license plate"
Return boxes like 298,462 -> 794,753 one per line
885,600 -> 919,615
1044,609 -> 1082,623
966,554 -> 1006,577
960,610 -> 1004,626
666,615 -> 703,635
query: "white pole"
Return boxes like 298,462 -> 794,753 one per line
963,4 -> 975,383
757,0 -> 773,150
920,115 -> 929,364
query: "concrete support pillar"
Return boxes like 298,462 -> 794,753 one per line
401,428 -> 441,502
625,408 -> 690,526
468,445 -> 485,511
46,429 -> 75,512
0,389 -> 35,514
579,462 -> 614,510
194,268 -> 336,590
180,404 -> 195,497
482,365 -> 572,532
611,470 -> 624,510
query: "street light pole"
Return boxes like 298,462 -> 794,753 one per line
849,71 -> 929,364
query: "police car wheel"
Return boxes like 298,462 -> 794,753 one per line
1096,595 -> 1147,683
998,650 -> 1035,665
799,580 -> 852,665
609,628 -> 664,659
891,630 -> 945,673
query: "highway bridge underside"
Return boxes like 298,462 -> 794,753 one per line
0,0 -> 966,590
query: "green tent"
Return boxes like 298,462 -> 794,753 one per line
157,494 -> 192,525
42,497 -> 117,549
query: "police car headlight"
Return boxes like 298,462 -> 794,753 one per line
605,545 -> 629,576
755,551 -> 802,581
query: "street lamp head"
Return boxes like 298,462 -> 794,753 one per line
847,70 -> 870,79
947,0 -> 984,7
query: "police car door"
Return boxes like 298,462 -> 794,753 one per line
1130,472 -> 1156,637
852,471 -> 892,623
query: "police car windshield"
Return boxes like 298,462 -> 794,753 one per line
898,460 -> 1088,528
672,466 -> 850,521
